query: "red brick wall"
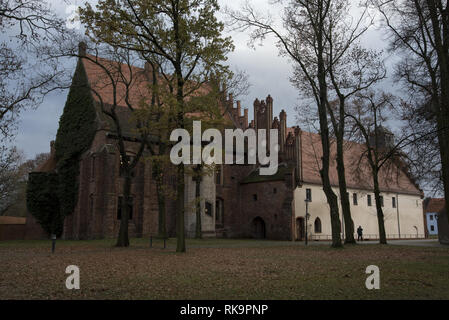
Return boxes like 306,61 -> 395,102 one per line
216,164 -> 253,237
218,164 -> 295,241
0,225 -> 26,241
62,132 -> 180,240
236,180 -> 293,240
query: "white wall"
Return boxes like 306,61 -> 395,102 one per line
294,184 -> 425,240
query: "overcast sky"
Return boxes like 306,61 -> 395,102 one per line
10,0 -> 392,160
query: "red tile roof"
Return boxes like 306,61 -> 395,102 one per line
83,54 -> 151,108
425,198 -> 445,213
82,54 -> 215,108
300,130 -> 422,196
81,54 -> 233,126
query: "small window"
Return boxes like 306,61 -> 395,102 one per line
430,215 -> 434,221
353,193 -> 358,206
314,218 -> 322,233
431,226 -> 435,231
306,189 -> 312,202
119,153 -> 136,177
367,195 -> 372,207
380,196 -> 384,207
392,197 -> 396,208
253,194 -> 258,201
273,188 -> 277,194
117,196 -> 133,220
205,201 -> 213,216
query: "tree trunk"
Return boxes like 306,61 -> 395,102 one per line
336,136 -> 355,244
318,109 -> 342,248
427,0 -> 449,224
316,22 -> 342,248
176,164 -> 186,252
435,56 -> 449,225
194,174 -> 202,239
372,168 -> 387,244
116,172 -> 131,247
156,177 -> 167,239
436,111 -> 449,224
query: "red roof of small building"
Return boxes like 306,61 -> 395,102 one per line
0,216 -> 26,225
425,198 -> 446,213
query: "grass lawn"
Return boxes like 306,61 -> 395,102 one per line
0,238 -> 448,300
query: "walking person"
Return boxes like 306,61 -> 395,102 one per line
357,226 -> 364,241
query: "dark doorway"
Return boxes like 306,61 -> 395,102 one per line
252,217 -> 266,239
296,217 -> 305,241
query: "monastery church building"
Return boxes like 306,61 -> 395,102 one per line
32,47 -> 425,241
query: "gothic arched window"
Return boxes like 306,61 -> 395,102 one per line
314,217 -> 322,234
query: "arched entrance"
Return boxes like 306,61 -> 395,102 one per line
252,217 -> 266,239
296,217 -> 305,241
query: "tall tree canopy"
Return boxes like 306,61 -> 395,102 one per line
79,0 -> 234,251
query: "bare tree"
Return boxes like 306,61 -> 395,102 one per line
347,91 -> 430,243
400,100 -> 443,196
373,0 -> 449,223
0,150 -> 49,217
321,4 -> 386,244
0,0 -> 66,142
0,147 -> 24,215
85,46 -> 161,247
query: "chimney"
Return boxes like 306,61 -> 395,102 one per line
78,42 -> 87,57
244,109 -> 248,128
266,95 -> 273,129
280,110 -> 287,154
264,95 -> 273,150
237,101 -> 241,117
253,98 -> 260,130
